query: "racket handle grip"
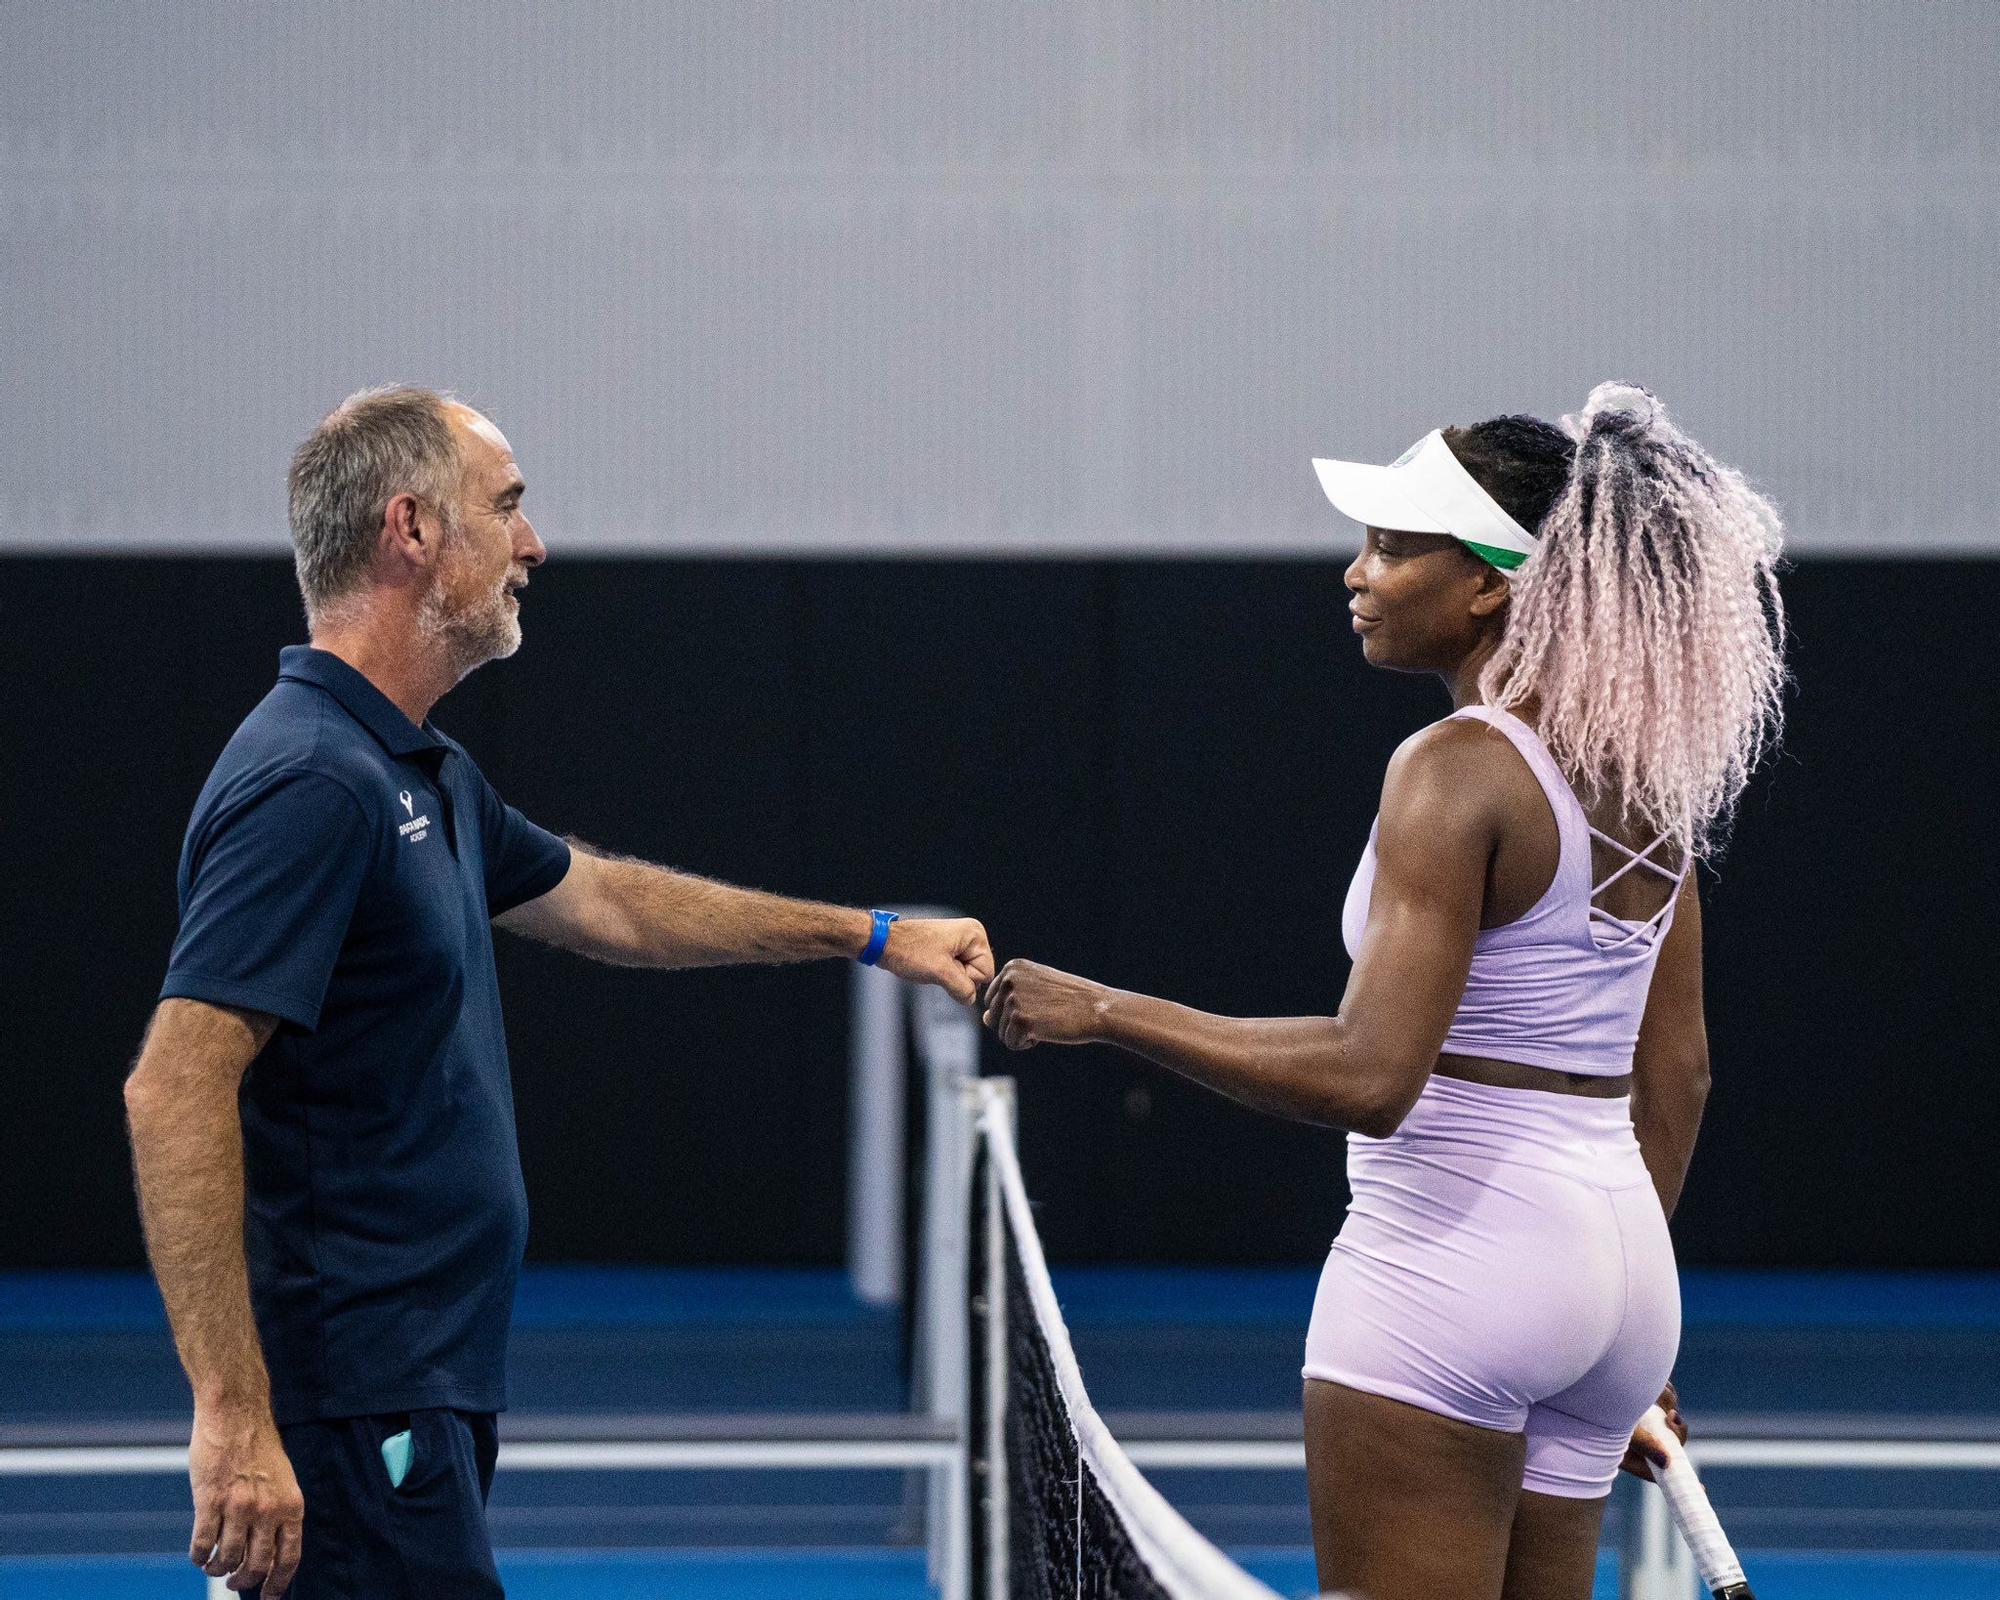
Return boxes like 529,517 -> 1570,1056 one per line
1640,1404 -> 1752,1597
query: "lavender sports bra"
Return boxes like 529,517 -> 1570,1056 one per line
1340,704 -> 1691,1077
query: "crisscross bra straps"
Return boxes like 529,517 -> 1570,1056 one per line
1585,823 -> 1690,952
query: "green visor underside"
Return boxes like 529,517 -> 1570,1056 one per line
1458,538 -> 1529,571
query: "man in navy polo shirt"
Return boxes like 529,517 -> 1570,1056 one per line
124,386 -> 993,1599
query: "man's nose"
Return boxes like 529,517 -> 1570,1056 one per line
517,517 -> 546,568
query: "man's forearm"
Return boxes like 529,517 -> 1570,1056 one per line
594,853 -> 872,969
125,1008 -> 276,1410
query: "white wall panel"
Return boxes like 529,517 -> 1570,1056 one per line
2,3 -> 1994,554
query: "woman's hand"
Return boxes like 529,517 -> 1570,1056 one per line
980,959 -> 1112,1050
1621,1380 -> 1689,1479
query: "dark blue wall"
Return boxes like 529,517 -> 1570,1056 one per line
4,557 -> 1991,1270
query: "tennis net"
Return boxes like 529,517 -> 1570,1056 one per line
966,1085 -> 1286,1600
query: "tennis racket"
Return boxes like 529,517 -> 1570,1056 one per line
1641,1403 -> 1754,1599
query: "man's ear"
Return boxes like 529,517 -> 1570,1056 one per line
379,492 -> 442,574
1467,562 -> 1512,619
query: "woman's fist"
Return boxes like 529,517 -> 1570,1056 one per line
980,959 -> 1111,1051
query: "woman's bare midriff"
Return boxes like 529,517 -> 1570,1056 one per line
1433,1051 -> 1632,1097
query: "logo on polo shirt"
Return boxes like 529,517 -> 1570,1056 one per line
396,787 -> 432,843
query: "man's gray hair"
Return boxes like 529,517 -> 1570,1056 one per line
288,385 -> 462,620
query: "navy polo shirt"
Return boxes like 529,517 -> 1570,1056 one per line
161,646 -> 571,1425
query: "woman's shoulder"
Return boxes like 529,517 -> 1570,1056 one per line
1388,709 -> 1517,778
1380,712 -> 1545,832
1384,720 -> 1520,820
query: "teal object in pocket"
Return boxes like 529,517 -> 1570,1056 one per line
380,1428 -> 414,1489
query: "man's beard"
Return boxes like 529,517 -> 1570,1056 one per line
418,564 -> 522,681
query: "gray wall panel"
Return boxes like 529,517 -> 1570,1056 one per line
3,3 -> 1994,553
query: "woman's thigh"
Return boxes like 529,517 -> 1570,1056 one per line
1500,1488 -> 1609,1600
1305,1378 -> 1525,1600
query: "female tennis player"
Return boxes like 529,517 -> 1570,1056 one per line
981,383 -> 1785,1600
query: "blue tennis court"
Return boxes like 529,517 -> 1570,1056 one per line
8,1551 -> 2000,1600
5,1263 -> 1996,1598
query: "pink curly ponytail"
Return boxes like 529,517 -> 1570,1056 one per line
1477,383 -> 1787,860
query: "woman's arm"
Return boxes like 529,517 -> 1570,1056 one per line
1628,874 -> 1710,1217
981,721 -> 1502,1137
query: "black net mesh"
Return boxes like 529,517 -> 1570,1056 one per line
998,1227 -> 1172,1600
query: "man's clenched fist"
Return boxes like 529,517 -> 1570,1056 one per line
878,916 -> 994,1005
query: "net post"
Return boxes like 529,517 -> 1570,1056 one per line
914,981 -> 981,1427
847,959 -> 907,1306
914,980 -> 980,1600
974,1077 -> 1015,1600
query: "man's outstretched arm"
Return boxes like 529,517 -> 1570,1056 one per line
494,843 -> 994,1002
124,999 -> 304,1600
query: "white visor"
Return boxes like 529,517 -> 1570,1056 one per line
1312,430 -> 1536,571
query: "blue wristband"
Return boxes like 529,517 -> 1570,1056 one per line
858,909 -> 899,967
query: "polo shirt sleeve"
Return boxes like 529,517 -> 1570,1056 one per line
160,771 -> 373,1031
469,766 -> 571,916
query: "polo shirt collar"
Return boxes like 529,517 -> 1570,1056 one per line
278,646 -> 448,758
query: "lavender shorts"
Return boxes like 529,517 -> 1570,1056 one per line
1303,1073 -> 1680,1498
